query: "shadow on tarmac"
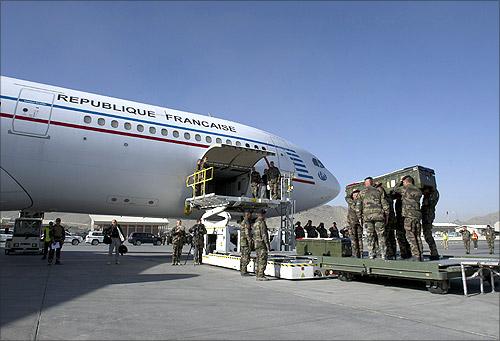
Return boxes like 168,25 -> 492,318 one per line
0,249 -> 198,328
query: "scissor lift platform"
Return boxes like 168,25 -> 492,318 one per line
186,193 -> 289,212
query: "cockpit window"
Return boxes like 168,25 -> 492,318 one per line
312,157 -> 325,168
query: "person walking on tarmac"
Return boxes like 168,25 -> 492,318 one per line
48,218 -> 65,265
421,187 -> 440,260
240,212 -> 253,276
254,210 -> 271,281
471,230 -> 479,250
250,167 -> 261,198
41,222 -> 53,260
442,231 -> 449,250
357,177 -> 390,260
171,220 -> 186,265
484,225 -> 496,254
266,161 -> 281,200
459,226 -> 472,254
104,219 -> 125,265
391,176 -> 424,261
189,219 -> 207,265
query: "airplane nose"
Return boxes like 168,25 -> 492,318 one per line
327,171 -> 341,201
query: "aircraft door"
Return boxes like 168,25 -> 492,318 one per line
12,88 -> 54,137
269,135 -> 295,174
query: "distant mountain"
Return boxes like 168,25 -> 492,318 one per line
461,211 -> 499,226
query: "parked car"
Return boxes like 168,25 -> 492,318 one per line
85,231 -> 105,245
128,232 -> 162,246
65,231 -> 84,245
0,229 -> 13,243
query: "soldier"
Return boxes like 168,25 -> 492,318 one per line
317,223 -> 328,238
392,176 -> 424,261
295,221 -> 305,239
346,189 -> 363,258
171,220 -> 186,265
421,187 -> 440,260
375,183 -> 397,260
250,167 -> 261,198
459,226 -> 471,254
266,161 -> 281,200
240,212 -> 253,276
394,196 -> 412,259
357,177 -> 389,259
329,222 -> 340,238
253,210 -> 271,281
304,220 -> 318,238
189,219 -> 207,265
484,224 -> 496,254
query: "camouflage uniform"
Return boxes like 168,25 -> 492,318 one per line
357,186 -> 389,259
421,189 -> 439,258
484,226 -> 496,254
460,228 -> 471,254
189,223 -> 207,264
381,189 -> 398,260
346,194 -> 363,258
267,166 -> 281,200
240,217 -> 253,274
250,170 -> 261,198
393,184 -> 423,260
171,225 -> 185,265
394,198 -> 412,259
253,216 -> 271,279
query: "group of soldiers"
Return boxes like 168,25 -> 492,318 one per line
239,210 -> 271,281
170,219 -> 207,265
346,175 -> 440,261
250,161 -> 282,200
459,225 -> 496,255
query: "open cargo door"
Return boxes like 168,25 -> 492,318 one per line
202,144 -> 275,197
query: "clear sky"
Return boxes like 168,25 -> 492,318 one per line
1,1 -> 498,221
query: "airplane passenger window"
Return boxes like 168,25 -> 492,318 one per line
184,132 -> 191,140
216,137 -> 222,144
137,124 -> 144,132
124,122 -> 132,130
97,118 -> 105,126
161,129 -> 168,136
262,147 -> 266,151
173,131 -> 179,138
195,134 -> 201,142
149,127 -> 156,134
254,145 -> 259,149
245,143 -> 250,148
226,139 -> 232,145
111,120 -> 118,128
206,136 -> 212,143
83,116 -> 91,124
236,141 -> 241,147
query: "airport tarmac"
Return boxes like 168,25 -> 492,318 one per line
1,240 -> 499,340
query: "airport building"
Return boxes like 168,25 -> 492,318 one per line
89,215 -> 169,237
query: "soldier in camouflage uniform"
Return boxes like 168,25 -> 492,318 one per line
357,177 -> 389,259
189,219 -> 207,265
250,168 -> 261,198
484,225 -> 496,254
392,176 -> 423,261
240,212 -> 253,276
421,188 -> 440,260
266,161 -> 281,200
459,226 -> 471,254
346,189 -> 363,258
171,220 -> 186,265
253,210 -> 271,281
375,183 -> 397,260
394,197 -> 412,259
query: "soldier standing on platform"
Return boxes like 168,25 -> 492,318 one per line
421,187 -> 440,260
346,189 -> 363,258
250,167 -> 261,198
266,161 -> 281,200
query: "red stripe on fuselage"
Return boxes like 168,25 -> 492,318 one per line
0,112 -> 315,185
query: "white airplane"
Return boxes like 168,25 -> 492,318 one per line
0,76 -> 340,219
